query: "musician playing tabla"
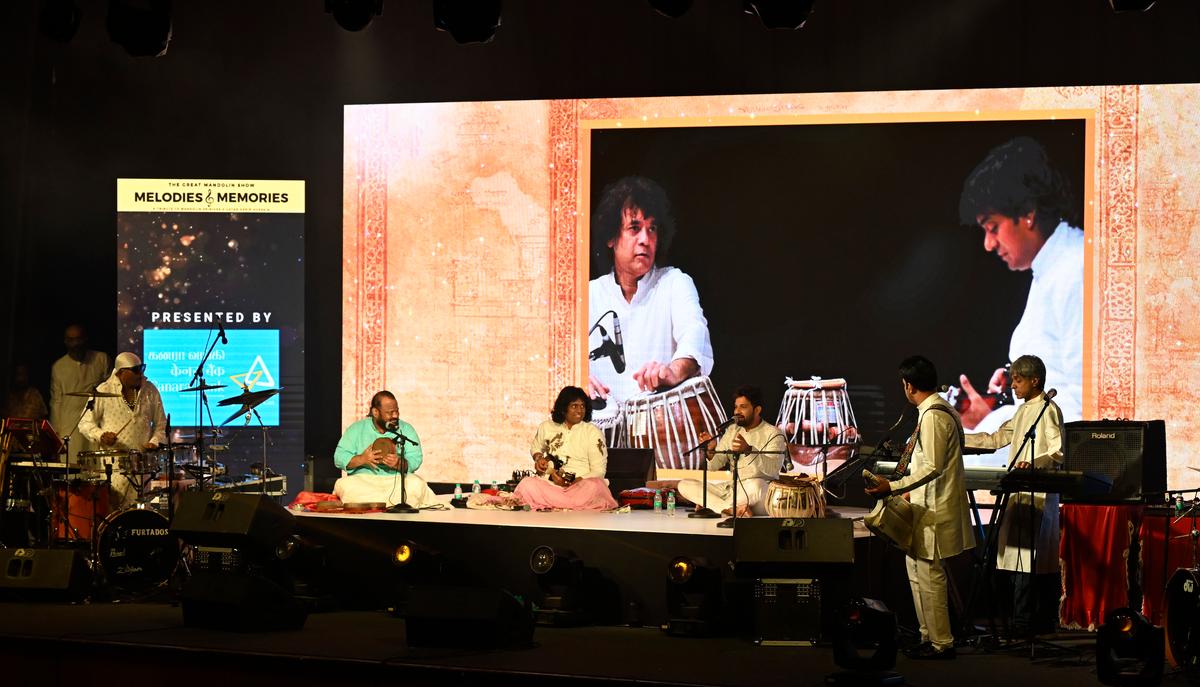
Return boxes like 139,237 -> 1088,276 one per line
864,356 -> 974,660
677,385 -> 786,517
513,386 -> 617,511
964,354 -> 1063,637
78,352 -> 167,508
332,390 -> 438,508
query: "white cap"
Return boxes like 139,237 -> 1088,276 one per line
114,352 -> 143,370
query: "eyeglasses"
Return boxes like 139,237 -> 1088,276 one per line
122,364 -> 147,374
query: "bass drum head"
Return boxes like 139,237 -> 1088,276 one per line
98,507 -> 177,593
1165,567 -> 1200,672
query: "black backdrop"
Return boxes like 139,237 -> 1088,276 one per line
2,0 -> 1197,490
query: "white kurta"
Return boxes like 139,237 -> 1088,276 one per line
588,266 -> 714,405
889,395 -> 975,561
677,420 -> 786,515
530,420 -> 608,480
965,393 -> 1064,574
49,351 -> 111,461
77,374 -> 167,507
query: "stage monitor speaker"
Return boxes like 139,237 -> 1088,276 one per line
181,570 -> 307,631
404,585 -> 534,648
171,491 -> 294,556
0,548 -> 88,602
734,517 -> 855,565
1063,420 -> 1166,503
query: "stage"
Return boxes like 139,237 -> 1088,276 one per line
0,600 -> 1102,687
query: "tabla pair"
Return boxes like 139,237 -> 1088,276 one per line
50,480 -> 178,594
597,375 -> 729,470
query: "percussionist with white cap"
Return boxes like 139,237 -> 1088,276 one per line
78,352 -> 168,506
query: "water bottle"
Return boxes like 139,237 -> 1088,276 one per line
1177,494 -> 1186,516
472,479 -> 481,495
653,489 -> 662,513
491,479 -> 499,492
666,490 -> 676,517
453,483 -> 463,500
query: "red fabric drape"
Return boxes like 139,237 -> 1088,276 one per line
1059,504 -> 1142,630
1140,512 -> 1200,624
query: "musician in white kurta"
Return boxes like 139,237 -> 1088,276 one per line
965,355 -> 1063,634
677,386 -> 786,516
515,387 -> 617,511
867,358 -> 974,658
586,176 -> 713,408
49,324 -> 111,462
78,353 -> 167,508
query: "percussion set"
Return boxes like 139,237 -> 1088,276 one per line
1163,493 -> 1200,675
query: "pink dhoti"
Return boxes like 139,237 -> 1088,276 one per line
513,476 -> 617,511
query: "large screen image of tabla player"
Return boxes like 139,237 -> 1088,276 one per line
585,119 -> 1086,471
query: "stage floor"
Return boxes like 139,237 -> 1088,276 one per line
296,502 -> 873,538
0,601 -> 1101,687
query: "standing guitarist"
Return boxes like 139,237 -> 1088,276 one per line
865,356 -> 974,660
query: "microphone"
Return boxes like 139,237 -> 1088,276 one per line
386,420 -> 419,446
218,321 -> 228,345
610,313 -> 626,374
1045,388 -> 1057,400
937,384 -> 951,393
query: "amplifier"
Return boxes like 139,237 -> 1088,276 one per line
1063,420 -> 1166,503
753,578 -> 823,646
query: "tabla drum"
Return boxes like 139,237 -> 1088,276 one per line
1165,567 -> 1200,673
51,479 -> 111,541
97,506 -> 177,593
592,401 -> 625,448
78,449 -> 156,475
765,475 -> 826,518
775,377 -> 861,469
624,376 -> 727,470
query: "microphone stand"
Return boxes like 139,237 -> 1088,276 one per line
587,310 -> 619,411
715,446 -> 791,529
56,393 -> 98,545
386,428 -> 419,514
682,419 -> 737,519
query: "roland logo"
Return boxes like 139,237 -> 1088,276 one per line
1091,432 -> 1118,440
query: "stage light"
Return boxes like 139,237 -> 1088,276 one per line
827,598 -> 902,686
275,535 -> 301,560
393,542 -> 414,567
528,545 -> 587,625
106,0 -> 172,58
1109,0 -> 1155,11
665,556 -> 724,637
433,0 -> 501,44
38,0 -> 81,42
742,0 -> 816,30
1097,607 -> 1164,687
530,544 -> 556,575
326,0 -> 382,32
650,0 -> 692,19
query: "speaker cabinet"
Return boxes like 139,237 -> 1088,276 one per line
734,517 -> 855,564
171,491 -> 294,556
1064,420 -> 1167,503
0,548 -> 89,601
404,585 -> 534,648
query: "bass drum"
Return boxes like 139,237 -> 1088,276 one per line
1166,567 -> 1200,674
97,506 -> 178,593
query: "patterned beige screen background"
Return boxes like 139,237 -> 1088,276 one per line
343,86 -> 1199,488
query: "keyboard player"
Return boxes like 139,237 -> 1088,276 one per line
963,354 -> 1063,638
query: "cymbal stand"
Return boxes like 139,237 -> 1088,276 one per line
246,406 -> 274,495
188,328 -> 226,492
53,393 -> 98,547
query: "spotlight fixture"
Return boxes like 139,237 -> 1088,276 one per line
1096,607 -> 1164,687
393,542 -> 414,567
1109,0 -> 1155,11
433,0 -> 501,44
326,0 -> 382,32
38,0 -> 82,42
742,0 -> 815,30
827,598 -> 903,686
529,544 -> 556,575
649,0 -> 692,19
529,545 -> 587,625
106,0 -> 172,58
665,556 -> 724,637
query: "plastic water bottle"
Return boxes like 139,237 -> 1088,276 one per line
491,479 -> 499,492
453,483 -> 463,500
666,490 -> 676,517
653,489 -> 663,513
472,479 -> 481,495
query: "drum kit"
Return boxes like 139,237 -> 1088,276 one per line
0,383 -> 281,598
1163,492 -> 1200,675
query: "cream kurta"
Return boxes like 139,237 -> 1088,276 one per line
889,395 -> 975,561
49,351 -> 111,460
966,392 -> 1063,574
531,420 -> 608,480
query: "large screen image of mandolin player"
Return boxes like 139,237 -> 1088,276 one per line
864,355 -> 975,660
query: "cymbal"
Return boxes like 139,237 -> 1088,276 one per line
180,383 -> 227,393
216,388 -> 280,408
65,390 -> 120,398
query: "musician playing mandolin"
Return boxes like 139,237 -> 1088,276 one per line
964,354 -> 1063,637
513,386 -> 617,511
864,356 -> 973,660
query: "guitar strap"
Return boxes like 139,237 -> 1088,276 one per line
890,404 -> 964,480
